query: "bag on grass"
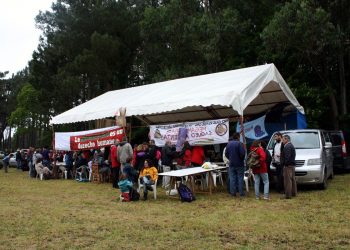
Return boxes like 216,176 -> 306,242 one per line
130,188 -> 140,201
247,148 -> 261,169
177,183 -> 195,202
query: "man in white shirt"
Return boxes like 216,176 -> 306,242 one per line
272,132 -> 284,193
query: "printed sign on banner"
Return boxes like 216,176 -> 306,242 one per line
149,118 -> 229,147
70,127 -> 124,150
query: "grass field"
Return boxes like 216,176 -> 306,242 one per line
0,168 -> 349,250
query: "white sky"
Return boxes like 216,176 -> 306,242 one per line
0,0 -> 55,77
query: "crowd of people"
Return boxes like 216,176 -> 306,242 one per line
1,131 -> 297,201
1,147 -> 55,178
225,132 -> 296,200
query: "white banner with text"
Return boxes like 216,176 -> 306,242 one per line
149,118 -> 229,148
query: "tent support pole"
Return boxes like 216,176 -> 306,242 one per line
51,125 -> 58,179
51,125 -> 55,151
239,115 -> 247,149
128,117 -> 132,142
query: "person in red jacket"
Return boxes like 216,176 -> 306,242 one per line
110,139 -> 120,188
191,146 -> 205,166
250,140 -> 269,200
178,141 -> 192,167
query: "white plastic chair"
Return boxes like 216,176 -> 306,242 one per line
206,171 -> 224,187
138,178 -> 158,200
35,166 -> 44,180
244,169 -> 254,192
161,165 -> 171,189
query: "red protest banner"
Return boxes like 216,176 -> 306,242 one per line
70,127 -> 124,150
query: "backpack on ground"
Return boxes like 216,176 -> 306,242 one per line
130,188 -> 140,201
177,183 -> 195,202
246,148 -> 261,169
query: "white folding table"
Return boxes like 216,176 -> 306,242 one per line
158,165 -> 227,195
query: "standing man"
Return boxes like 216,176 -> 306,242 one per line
281,134 -> 297,199
161,140 -> 176,170
117,136 -> 133,173
42,146 -> 50,168
27,147 -> 35,177
161,140 -> 176,188
2,153 -> 13,173
272,132 -> 284,193
225,132 -> 246,197
110,139 -> 120,188
148,140 -> 158,167
15,149 -> 22,170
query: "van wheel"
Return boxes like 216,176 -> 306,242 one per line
318,168 -> 328,190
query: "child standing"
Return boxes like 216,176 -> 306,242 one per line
118,173 -> 133,202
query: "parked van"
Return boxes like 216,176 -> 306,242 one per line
327,130 -> 349,170
268,129 -> 334,189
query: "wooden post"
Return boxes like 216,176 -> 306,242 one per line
128,117 -> 132,142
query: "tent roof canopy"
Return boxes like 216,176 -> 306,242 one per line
50,63 -> 304,125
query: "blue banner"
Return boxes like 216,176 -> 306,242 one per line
236,115 -> 268,140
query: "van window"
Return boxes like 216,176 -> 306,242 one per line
285,132 -> 320,149
322,132 -> 331,146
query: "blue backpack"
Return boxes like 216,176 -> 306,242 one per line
178,183 -> 195,202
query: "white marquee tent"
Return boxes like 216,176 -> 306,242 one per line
50,63 -> 304,125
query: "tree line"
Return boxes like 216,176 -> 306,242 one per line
0,0 -> 349,150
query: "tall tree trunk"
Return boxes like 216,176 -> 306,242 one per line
307,54 -> 340,129
338,25 -> 347,115
8,127 -> 11,151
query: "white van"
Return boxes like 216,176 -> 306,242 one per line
267,129 -> 334,189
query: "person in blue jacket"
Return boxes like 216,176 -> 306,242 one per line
2,153 -> 13,173
225,133 -> 246,197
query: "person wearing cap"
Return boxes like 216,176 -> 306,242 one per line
110,139 -> 121,188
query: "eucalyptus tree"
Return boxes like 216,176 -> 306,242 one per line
0,71 -> 9,148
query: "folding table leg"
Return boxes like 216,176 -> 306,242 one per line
208,172 -> 214,195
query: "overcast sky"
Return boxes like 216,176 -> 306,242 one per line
0,0 -> 54,77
